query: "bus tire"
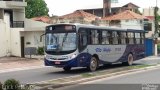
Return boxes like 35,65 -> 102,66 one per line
87,57 -> 98,72
123,53 -> 134,66
63,67 -> 71,71
127,53 -> 134,66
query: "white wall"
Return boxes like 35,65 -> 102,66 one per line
25,19 -> 50,31
0,20 -> 7,57
24,31 -> 44,48
143,8 -> 160,16
121,19 -> 143,30
10,28 -> 23,57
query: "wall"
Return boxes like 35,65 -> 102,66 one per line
10,28 -> 24,57
143,8 -> 160,16
25,19 -> 49,31
121,19 -> 143,29
24,31 -> 44,48
0,20 -> 7,57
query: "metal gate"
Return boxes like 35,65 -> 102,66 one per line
145,38 -> 154,56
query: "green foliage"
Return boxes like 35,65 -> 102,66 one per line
0,81 -> 2,90
154,7 -> 159,33
4,79 -> 20,90
37,47 -> 44,55
25,0 -> 49,18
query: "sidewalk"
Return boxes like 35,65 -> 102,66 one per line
0,56 -> 44,71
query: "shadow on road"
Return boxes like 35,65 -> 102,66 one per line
48,63 -> 142,75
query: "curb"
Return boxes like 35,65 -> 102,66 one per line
35,64 -> 160,90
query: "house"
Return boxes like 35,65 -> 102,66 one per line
31,16 -> 52,24
58,10 -> 100,24
0,0 -> 27,57
81,2 -> 140,17
143,7 -> 160,38
0,0 -> 49,57
102,10 -> 144,29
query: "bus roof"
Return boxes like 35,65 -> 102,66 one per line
48,23 -> 145,32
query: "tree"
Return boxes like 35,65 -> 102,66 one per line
25,0 -> 49,18
154,6 -> 159,35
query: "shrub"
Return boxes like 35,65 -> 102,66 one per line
0,81 -> 3,90
4,79 -> 20,90
37,47 -> 44,55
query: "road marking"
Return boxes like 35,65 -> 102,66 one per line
0,66 -> 45,73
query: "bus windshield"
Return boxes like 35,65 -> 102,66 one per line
45,33 -> 77,52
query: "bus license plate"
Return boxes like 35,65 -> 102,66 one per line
55,61 -> 61,64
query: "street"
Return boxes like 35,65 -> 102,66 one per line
55,68 -> 160,90
0,64 -> 128,84
0,58 -> 159,84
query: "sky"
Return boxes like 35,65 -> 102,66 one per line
44,0 -> 160,16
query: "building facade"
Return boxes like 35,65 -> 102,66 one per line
0,0 -> 49,57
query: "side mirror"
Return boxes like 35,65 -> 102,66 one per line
40,34 -> 45,42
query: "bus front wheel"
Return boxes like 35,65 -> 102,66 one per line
87,57 -> 98,72
63,67 -> 71,71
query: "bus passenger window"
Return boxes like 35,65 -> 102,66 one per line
135,33 -> 140,44
140,33 -> 145,44
108,31 -> 113,44
91,30 -> 99,44
102,31 -> 109,44
117,32 -> 121,44
127,32 -> 134,44
113,31 -> 118,44
121,32 -> 126,44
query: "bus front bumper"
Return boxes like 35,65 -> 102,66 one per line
44,58 -> 78,68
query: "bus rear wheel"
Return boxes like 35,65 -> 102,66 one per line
123,54 -> 134,66
63,67 -> 71,71
87,57 -> 98,72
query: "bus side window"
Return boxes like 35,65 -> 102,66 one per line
117,31 -> 121,44
121,32 -> 126,44
108,31 -> 113,44
140,33 -> 144,44
127,32 -> 134,44
135,33 -> 140,44
91,30 -> 99,44
79,29 -> 88,51
113,31 -> 118,44
102,31 -> 109,44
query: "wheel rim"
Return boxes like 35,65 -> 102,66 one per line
128,54 -> 133,65
90,57 -> 97,71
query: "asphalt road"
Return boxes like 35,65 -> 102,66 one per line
56,68 -> 160,90
0,58 -> 159,84
0,64 -> 131,84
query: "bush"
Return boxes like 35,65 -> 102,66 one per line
0,81 -> 2,90
37,47 -> 44,55
4,79 -> 20,90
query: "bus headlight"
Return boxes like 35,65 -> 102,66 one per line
71,54 -> 76,59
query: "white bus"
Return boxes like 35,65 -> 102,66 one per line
42,24 -> 145,71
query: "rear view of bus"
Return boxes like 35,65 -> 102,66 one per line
44,24 -> 78,71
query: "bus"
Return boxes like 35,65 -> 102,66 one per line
42,23 -> 145,71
